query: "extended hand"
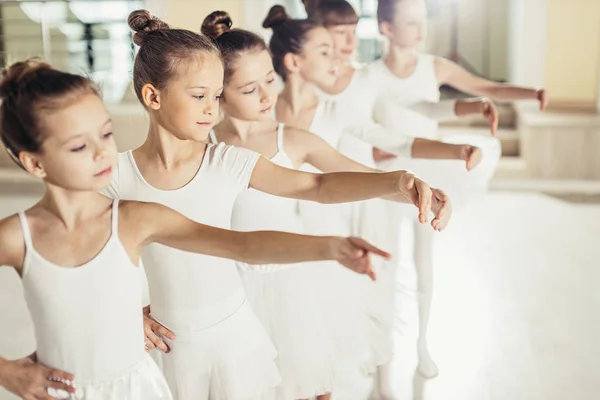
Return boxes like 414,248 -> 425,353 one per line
330,237 -> 391,281
397,173 -> 433,224
536,88 -> 549,111
372,147 -> 397,163
430,189 -> 452,231
459,145 -> 482,171
479,98 -> 498,136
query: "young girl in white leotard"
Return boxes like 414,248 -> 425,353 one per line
104,9 -> 447,400
311,0 -> 548,389
0,59 -> 386,400
200,10 -> 452,400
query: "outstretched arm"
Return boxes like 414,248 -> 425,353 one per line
248,134 -> 432,223
130,202 -> 389,278
436,57 -> 548,110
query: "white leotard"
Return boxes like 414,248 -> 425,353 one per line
103,144 -> 259,330
103,146 -> 283,399
18,201 -> 171,400
317,59 -> 456,156
20,201 -> 145,381
228,126 -> 302,236
368,55 -> 441,140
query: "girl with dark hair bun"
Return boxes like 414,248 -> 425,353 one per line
202,7 -> 452,400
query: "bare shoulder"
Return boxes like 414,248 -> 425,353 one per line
0,213 -> 26,269
433,55 -> 450,72
118,200 -> 167,227
283,126 -> 322,153
433,55 -> 451,66
117,200 -> 171,249
434,56 -> 464,74
284,125 -> 314,141
433,56 -> 458,83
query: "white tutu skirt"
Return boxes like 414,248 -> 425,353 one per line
152,300 -> 280,400
48,353 -> 172,400
240,264 -> 336,399
347,199 -> 397,367
317,260 -> 393,376
298,199 -> 393,379
378,134 -> 501,211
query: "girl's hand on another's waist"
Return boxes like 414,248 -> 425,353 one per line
143,306 -> 175,353
0,353 -> 75,400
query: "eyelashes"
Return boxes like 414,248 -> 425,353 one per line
70,132 -> 113,152
243,77 -> 276,95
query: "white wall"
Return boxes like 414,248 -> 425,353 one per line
507,0 -> 547,87
426,0 -> 510,81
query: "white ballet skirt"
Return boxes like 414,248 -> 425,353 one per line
48,355 -> 171,400
299,103 -> 394,378
213,126 -> 336,399
154,291 -> 280,400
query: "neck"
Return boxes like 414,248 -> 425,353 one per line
38,185 -> 106,230
140,115 -> 206,170
217,113 -> 259,143
385,43 -> 418,68
278,73 -> 319,117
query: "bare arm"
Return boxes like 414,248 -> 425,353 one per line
436,57 -> 548,110
412,138 -> 465,159
0,218 -> 76,398
250,152 -> 407,204
0,216 -> 24,272
249,131 -> 432,222
131,202 -> 388,272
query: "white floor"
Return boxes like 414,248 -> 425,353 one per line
1,191 -> 600,400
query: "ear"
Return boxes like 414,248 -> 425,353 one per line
283,53 -> 300,76
19,151 -> 47,179
379,21 -> 394,39
141,83 -> 162,110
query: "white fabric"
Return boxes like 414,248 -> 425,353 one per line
104,145 -> 281,399
298,101 -> 353,237
368,55 -> 502,209
297,102 -> 394,377
366,57 -> 502,392
309,57 -> 500,395
317,62 -> 456,157
19,201 -> 171,399
369,56 -> 442,141
230,126 -> 304,239
155,298 -> 280,400
227,124 -> 336,399
48,355 -> 171,400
